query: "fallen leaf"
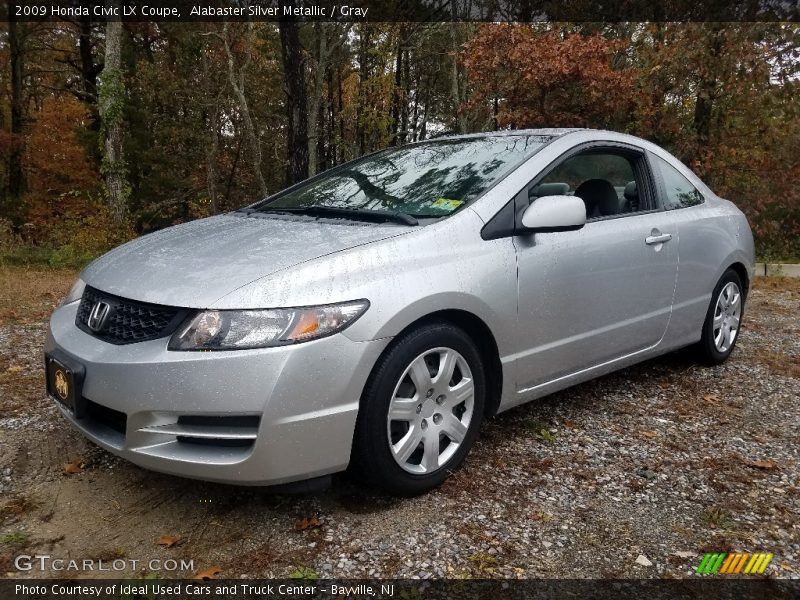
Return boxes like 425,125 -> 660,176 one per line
193,566 -> 222,580
702,394 -> 721,402
63,460 -> 85,475
635,554 -> 653,567
6,366 -> 23,374
745,460 -> 778,471
294,516 -> 321,531
157,534 -> 184,548
563,419 -> 578,429
741,457 -> 778,470
673,550 -> 697,558
640,431 -> 658,439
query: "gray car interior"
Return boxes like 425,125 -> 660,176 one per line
530,179 -> 640,218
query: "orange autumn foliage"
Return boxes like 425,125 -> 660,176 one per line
463,25 -> 633,129
22,97 -> 131,256
24,97 -> 100,196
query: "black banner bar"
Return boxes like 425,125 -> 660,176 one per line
2,579 -> 800,600
2,0 -> 800,23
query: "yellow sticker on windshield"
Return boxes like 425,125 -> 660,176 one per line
433,198 -> 464,210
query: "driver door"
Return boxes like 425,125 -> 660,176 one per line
512,144 -> 679,393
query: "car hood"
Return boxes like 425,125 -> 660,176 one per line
81,213 -> 406,308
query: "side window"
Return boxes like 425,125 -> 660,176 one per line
530,151 -> 644,219
652,155 -> 704,209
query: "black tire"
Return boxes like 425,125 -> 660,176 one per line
697,268 -> 745,365
352,321 -> 486,496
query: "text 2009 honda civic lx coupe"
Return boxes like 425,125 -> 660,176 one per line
46,129 -> 754,495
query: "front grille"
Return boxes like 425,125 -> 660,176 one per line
76,286 -> 188,345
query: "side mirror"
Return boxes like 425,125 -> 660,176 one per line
520,195 -> 586,233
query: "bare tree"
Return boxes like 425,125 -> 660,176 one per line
98,0 -> 129,224
221,22 -> 268,199
4,2 -> 28,223
307,23 -> 328,176
449,9 -> 467,134
306,23 -> 351,176
279,16 -> 309,185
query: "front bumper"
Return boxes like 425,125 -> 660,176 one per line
45,301 -> 390,485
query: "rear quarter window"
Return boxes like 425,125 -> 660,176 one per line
653,155 -> 704,210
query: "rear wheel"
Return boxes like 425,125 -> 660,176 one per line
697,269 -> 744,365
352,322 -> 485,495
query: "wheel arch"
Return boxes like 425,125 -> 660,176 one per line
362,309 -> 504,418
727,261 -> 750,300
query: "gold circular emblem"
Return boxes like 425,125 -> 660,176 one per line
54,369 -> 69,400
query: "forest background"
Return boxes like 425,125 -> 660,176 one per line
1,17 -> 798,266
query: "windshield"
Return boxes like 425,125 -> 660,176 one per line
255,135 -> 551,218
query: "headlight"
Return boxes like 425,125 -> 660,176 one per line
168,300 -> 369,351
60,278 -> 85,306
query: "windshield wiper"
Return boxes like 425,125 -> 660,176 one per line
252,205 -> 418,226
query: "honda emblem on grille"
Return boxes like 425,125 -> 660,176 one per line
87,301 -> 111,332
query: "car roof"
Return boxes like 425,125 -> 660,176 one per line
428,128 -> 586,142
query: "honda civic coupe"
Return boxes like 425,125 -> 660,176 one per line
46,129 -> 754,495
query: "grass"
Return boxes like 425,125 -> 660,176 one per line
752,276 -> 800,293
752,349 -> 800,378
700,508 -> 734,530
0,531 -> 28,546
0,244 -> 99,269
0,264 -> 77,325
287,565 -> 318,579
92,547 -> 128,561
520,418 -> 557,444
467,552 -> 499,574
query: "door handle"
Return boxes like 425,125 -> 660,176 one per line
645,233 -> 672,245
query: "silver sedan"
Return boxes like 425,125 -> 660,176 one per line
45,129 -> 754,495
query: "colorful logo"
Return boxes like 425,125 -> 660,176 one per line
696,552 -> 773,575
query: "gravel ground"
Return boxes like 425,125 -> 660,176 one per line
0,276 -> 798,579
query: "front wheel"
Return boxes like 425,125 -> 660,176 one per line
697,269 -> 744,365
352,322 -> 485,495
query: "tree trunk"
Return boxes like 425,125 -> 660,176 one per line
98,1 -> 129,225
222,22 -> 268,198
390,29 -> 404,145
4,7 -> 25,224
78,16 -> 98,102
410,67 -> 420,142
307,24 -> 329,177
201,44 -> 219,214
400,47 -> 410,143
279,17 -> 309,185
693,28 -> 723,147
449,18 -> 466,133
316,96 -> 327,173
356,27 -> 369,156
326,67 -> 336,167
337,67 -> 345,162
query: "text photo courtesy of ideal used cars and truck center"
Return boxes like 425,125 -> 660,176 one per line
1,0 -> 799,599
